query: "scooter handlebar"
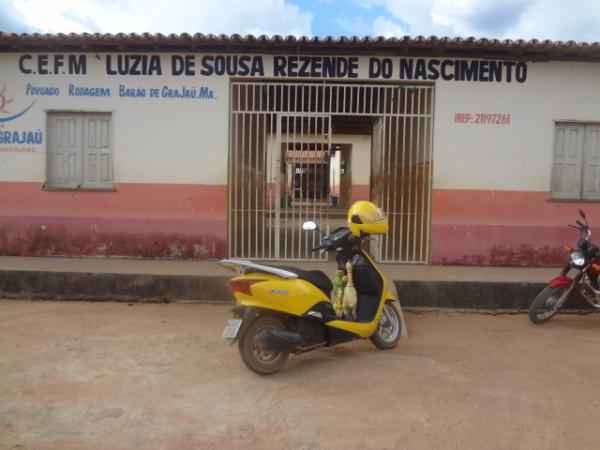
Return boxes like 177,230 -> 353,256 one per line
311,229 -> 359,252
311,242 -> 328,252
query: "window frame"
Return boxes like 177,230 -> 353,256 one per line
550,120 -> 600,202
44,109 -> 115,191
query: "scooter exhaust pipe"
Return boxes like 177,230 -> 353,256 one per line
254,329 -> 303,353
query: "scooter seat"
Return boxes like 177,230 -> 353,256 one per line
275,266 -> 333,296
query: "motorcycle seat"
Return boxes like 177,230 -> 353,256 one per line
275,266 -> 333,296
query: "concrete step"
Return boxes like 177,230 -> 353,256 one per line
0,256 -> 594,311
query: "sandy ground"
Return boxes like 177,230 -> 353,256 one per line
0,301 -> 599,450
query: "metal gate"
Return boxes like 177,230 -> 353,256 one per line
228,81 -> 434,262
370,87 -> 435,263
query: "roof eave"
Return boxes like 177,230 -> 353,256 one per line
0,33 -> 599,62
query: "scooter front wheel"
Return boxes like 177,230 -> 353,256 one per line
528,286 -> 571,324
238,316 -> 290,375
370,302 -> 402,350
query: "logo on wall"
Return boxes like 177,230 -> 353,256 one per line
0,85 -> 35,123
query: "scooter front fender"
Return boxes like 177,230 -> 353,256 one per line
548,275 -> 573,288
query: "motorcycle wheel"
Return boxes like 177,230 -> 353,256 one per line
238,316 -> 289,375
528,286 -> 570,324
370,302 -> 402,350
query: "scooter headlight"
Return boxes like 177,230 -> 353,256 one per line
570,251 -> 586,267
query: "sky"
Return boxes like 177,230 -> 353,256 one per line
1,0 -> 600,42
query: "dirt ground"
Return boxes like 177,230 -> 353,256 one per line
1,301 -> 599,450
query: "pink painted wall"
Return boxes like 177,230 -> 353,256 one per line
430,189 -> 600,266
3,182 -> 597,266
350,184 -> 370,204
0,182 -> 227,258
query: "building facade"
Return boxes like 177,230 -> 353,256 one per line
1,33 -> 599,265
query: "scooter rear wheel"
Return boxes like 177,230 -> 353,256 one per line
238,316 -> 290,375
370,302 -> 401,350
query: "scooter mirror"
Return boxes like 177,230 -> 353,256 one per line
579,209 -> 587,219
302,221 -> 318,231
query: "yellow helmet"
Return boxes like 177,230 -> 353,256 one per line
348,201 -> 389,237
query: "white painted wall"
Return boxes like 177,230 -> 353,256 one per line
332,135 -> 371,185
0,53 -> 229,185
432,61 -> 600,191
1,52 -> 599,193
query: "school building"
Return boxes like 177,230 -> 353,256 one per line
1,33 -> 599,265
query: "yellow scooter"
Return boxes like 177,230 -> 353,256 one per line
220,201 -> 403,375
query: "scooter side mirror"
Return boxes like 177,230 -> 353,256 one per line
579,209 -> 587,220
302,221 -> 318,231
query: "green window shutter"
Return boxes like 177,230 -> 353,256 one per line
47,113 -> 83,189
583,125 -> 600,200
551,124 -> 584,199
83,113 -> 113,189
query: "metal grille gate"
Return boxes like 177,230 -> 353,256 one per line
228,81 -> 434,262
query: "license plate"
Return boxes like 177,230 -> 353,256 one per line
222,318 -> 243,339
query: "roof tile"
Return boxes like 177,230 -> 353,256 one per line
0,32 -> 599,61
